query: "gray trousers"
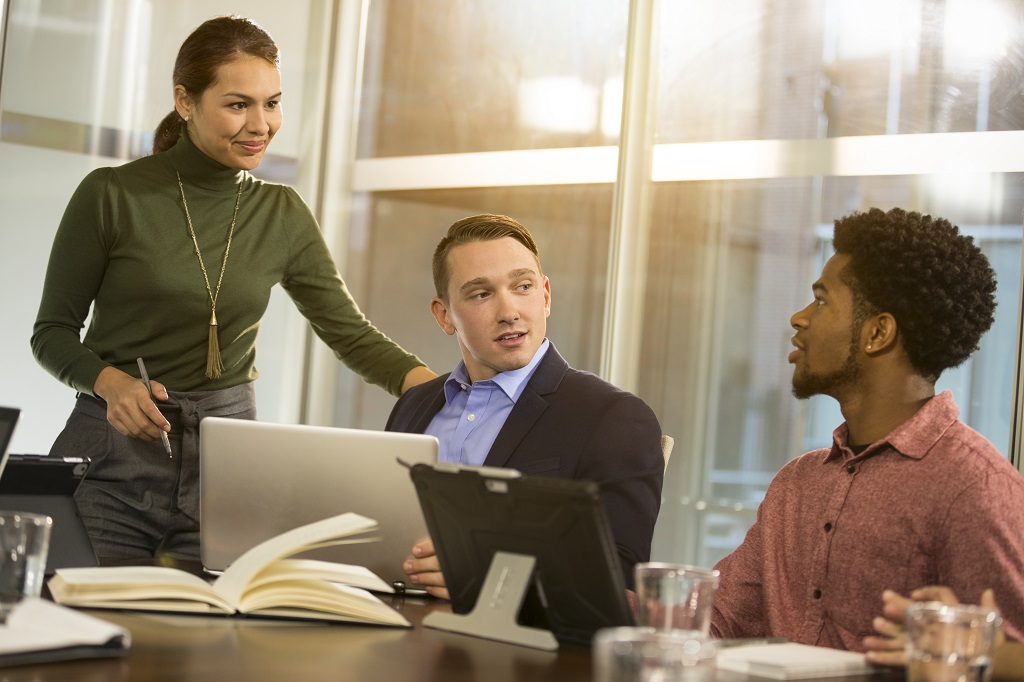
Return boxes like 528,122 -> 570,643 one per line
50,383 -> 256,560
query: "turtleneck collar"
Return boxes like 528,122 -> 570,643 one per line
165,126 -> 249,193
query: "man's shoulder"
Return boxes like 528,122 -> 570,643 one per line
548,366 -> 658,421
774,446 -> 833,477
902,392 -> 1010,470
385,373 -> 449,433
395,374 -> 449,409
933,418 -> 1017,475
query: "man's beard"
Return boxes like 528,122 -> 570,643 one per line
791,340 -> 862,400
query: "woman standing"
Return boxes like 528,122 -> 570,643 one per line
31,15 -> 434,560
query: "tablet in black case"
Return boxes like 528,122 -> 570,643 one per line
409,462 -> 632,647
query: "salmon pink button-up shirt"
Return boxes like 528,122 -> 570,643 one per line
711,391 -> 1024,650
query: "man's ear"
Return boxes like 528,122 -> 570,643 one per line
430,297 -> 456,336
863,312 -> 897,355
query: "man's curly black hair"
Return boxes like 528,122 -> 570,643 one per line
832,207 -> 997,382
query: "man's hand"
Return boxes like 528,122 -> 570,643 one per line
863,586 -> 1004,667
93,366 -> 171,442
403,537 -> 449,600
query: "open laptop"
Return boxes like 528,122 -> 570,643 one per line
199,417 -> 439,589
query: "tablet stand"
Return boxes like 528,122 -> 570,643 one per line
422,551 -> 559,651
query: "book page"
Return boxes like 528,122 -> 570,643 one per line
247,559 -> 394,594
49,566 -> 235,612
212,512 -> 378,605
239,581 -> 410,626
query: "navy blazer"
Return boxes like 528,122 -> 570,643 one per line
386,344 -> 664,587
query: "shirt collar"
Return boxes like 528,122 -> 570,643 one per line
442,339 -> 551,404
826,390 -> 959,462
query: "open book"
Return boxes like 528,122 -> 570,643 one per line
715,642 -> 880,679
48,512 -> 411,627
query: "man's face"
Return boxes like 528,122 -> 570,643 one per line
431,237 -> 551,383
788,253 -> 864,399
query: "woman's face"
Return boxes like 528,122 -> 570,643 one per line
175,55 -> 282,171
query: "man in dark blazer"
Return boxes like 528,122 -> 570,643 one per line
388,214 -> 663,599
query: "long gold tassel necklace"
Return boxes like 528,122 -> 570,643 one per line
176,171 -> 243,379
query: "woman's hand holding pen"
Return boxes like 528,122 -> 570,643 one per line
93,366 -> 172,442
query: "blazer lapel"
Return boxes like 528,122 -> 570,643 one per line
391,375 -> 449,434
411,388 -> 448,434
484,345 -> 568,468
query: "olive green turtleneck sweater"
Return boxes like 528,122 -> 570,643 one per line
32,132 -> 423,396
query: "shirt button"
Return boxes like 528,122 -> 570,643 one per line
824,522 -> 832,532
460,384 -> 467,390
813,589 -> 822,599
846,464 -> 856,474
467,414 -> 476,422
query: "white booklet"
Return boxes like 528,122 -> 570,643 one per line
48,512 -> 410,627
0,598 -> 130,667
715,642 -> 882,679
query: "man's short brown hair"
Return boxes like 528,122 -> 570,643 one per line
432,214 -> 541,301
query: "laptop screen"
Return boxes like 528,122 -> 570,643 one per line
199,417 -> 439,587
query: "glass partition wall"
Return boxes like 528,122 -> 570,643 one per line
344,0 -> 1024,566
2,0 -> 1022,565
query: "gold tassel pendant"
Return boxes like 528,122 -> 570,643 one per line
206,309 -> 224,379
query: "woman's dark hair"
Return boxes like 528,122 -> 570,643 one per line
152,15 -> 279,153
833,207 -> 997,381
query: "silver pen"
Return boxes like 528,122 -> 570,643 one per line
136,357 -> 172,458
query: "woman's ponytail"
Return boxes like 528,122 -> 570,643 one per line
152,110 -> 184,154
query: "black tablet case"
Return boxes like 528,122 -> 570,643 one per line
0,454 -> 98,574
409,463 -> 632,645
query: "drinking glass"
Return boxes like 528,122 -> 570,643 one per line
634,563 -> 719,636
594,626 -> 716,682
0,510 -> 52,622
906,601 -> 1001,682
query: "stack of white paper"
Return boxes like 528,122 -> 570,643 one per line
0,598 -> 130,667
716,642 -> 881,679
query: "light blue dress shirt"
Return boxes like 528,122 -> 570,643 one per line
425,339 -> 550,466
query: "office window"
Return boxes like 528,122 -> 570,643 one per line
645,0 -> 1024,566
335,186 -> 615,428
337,0 -> 628,428
341,0 -> 1024,568
358,0 -> 629,157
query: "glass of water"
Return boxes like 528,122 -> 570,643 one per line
906,601 -> 1001,682
593,626 -> 716,682
0,510 -> 52,622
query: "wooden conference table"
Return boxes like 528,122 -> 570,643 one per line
2,593 -> 906,682
2,557 -> 906,682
